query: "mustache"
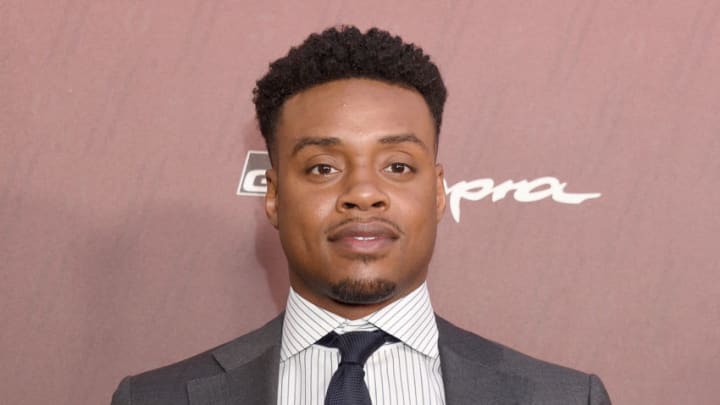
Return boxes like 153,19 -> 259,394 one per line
325,216 -> 404,237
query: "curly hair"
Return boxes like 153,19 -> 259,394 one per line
253,25 -> 447,160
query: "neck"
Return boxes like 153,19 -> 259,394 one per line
290,280 -> 425,320
321,300 -> 392,320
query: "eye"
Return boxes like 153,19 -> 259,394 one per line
308,164 -> 339,175
384,162 -> 414,174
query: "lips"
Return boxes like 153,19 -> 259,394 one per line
327,220 -> 401,255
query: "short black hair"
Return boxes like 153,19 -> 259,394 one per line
253,25 -> 447,160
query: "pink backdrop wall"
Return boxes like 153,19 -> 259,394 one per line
2,1 -> 719,404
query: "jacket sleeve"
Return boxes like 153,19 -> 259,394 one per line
111,376 -> 131,405
588,374 -> 611,405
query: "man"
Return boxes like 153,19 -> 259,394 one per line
112,26 -> 611,405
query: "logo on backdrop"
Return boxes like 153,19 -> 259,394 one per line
236,150 -> 272,196
236,150 -> 602,222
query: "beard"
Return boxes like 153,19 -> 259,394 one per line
330,278 -> 397,305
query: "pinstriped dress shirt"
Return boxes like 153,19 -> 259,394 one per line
277,282 -> 446,405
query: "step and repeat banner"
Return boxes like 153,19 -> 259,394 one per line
2,1 -> 718,404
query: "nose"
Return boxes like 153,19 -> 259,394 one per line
337,167 -> 389,212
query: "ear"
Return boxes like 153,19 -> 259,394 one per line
265,168 -> 279,229
435,163 -> 446,222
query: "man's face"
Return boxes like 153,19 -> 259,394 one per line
265,78 -> 445,318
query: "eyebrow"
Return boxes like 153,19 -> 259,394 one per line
291,133 -> 428,156
291,136 -> 341,156
378,134 -> 428,151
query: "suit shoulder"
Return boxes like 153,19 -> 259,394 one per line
112,316 -> 283,405
114,346 -> 221,405
437,316 -> 590,378
436,316 -> 611,404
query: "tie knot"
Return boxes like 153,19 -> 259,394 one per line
318,330 -> 397,366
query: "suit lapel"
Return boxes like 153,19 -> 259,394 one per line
187,315 -> 283,405
437,317 -> 533,405
185,314 -> 533,404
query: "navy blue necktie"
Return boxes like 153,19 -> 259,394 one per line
317,330 -> 398,405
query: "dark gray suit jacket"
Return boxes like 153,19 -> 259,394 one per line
112,315 -> 610,404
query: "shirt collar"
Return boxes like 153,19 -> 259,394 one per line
280,282 -> 439,361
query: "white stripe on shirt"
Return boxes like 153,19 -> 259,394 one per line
278,282 -> 446,405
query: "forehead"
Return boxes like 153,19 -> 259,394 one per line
275,78 -> 436,149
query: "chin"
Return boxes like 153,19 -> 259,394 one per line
329,278 -> 397,305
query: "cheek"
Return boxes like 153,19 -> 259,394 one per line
399,183 -> 437,213
278,187 -> 335,231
